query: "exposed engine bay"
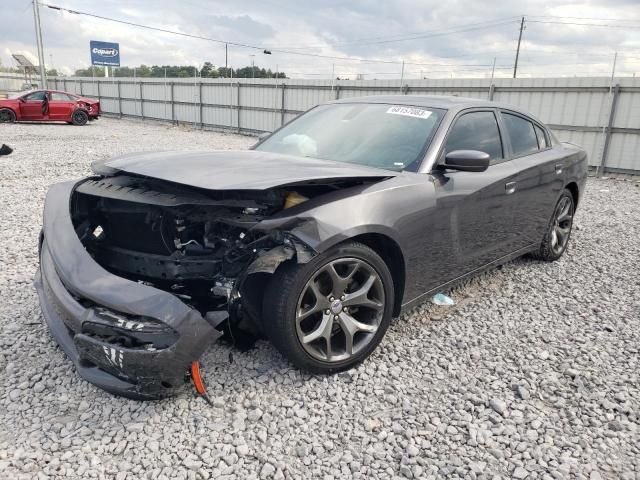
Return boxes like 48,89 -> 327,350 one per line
70,173 -> 372,332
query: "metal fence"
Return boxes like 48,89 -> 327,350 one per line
1,73 -> 639,173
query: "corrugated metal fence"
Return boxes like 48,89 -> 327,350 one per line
2,74 -> 639,173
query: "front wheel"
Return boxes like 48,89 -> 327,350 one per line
71,109 -> 88,126
0,108 -> 16,123
262,242 -> 394,373
531,189 -> 575,261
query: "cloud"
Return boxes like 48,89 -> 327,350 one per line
1,0 -> 638,78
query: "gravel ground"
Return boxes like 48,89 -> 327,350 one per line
0,118 -> 638,480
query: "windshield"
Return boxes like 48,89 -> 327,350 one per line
255,103 -> 445,171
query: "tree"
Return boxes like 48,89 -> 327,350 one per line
72,63 -> 286,78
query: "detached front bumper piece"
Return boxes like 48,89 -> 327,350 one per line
34,181 -> 223,400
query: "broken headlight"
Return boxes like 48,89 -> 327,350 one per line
82,307 -> 179,349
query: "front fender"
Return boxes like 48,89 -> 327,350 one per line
254,174 -> 434,260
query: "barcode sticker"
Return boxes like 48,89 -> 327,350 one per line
386,106 -> 432,119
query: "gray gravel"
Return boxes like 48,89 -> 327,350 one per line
1,118 -> 639,480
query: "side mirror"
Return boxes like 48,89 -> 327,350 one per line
443,150 -> 490,172
0,144 -> 13,156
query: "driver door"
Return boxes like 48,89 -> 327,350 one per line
430,109 -> 520,280
19,91 -> 47,120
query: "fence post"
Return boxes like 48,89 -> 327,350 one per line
489,84 -> 495,101
598,83 -> 621,177
117,79 -> 122,118
236,82 -> 241,133
79,80 -> 83,96
97,79 -> 101,104
281,83 -> 286,126
335,84 -> 341,100
170,82 -> 175,125
199,81 -> 203,129
63,78 -> 67,92
139,81 -> 144,120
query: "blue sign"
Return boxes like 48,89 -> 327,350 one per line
90,41 -> 120,67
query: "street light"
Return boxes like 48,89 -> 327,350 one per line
249,54 -> 256,79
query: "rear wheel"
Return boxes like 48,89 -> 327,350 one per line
71,109 -> 88,126
532,189 -> 574,261
263,242 -> 394,373
0,108 -> 16,123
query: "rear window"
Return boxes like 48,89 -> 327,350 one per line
50,92 -> 73,101
501,112 -> 539,157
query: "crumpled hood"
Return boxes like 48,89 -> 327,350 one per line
92,150 -> 397,190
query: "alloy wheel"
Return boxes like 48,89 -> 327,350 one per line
0,110 -> 15,123
295,258 -> 385,363
550,196 -> 573,255
73,111 -> 86,124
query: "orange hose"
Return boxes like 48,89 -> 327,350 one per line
191,361 -> 207,396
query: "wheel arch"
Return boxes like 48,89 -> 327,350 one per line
565,181 -> 579,209
0,106 -> 18,118
346,233 -> 406,317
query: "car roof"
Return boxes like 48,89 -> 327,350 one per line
329,94 -> 546,124
330,94 -> 523,113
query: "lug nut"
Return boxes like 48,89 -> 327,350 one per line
340,295 -> 345,300
343,307 -> 348,312
325,310 -> 330,315
329,296 -> 335,301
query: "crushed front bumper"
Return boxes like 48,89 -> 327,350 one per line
34,181 -> 223,400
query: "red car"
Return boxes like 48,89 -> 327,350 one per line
0,89 -> 100,125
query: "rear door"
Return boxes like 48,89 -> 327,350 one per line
498,111 -> 564,248
429,109 -> 521,281
18,91 -> 47,120
48,92 -> 76,121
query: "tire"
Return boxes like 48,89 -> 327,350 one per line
531,189 -> 575,261
71,109 -> 88,126
262,241 -> 394,374
0,108 -> 16,123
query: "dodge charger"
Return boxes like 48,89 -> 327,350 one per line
35,95 -> 587,399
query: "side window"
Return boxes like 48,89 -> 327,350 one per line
444,111 -> 503,162
501,112 -> 539,156
50,92 -> 72,101
23,91 -> 46,101
534,124 -> 548,149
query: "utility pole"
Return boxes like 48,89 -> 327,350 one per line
32,0 -> 47,88
225,43 -> 228,77
399,60 -> 405,92
513,16 -> 525,79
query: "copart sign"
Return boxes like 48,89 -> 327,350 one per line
90,40 -> 120,67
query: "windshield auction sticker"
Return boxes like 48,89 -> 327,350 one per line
386,106 -> 432,119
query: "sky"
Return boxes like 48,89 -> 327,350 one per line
2,0 -> 640,79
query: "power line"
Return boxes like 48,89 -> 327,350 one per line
527,19 -> 640,29
268,17 -> 522,50
527,14 -> 640,23
41,3 -> 506,68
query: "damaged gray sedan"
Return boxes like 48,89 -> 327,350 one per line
35,96 -> 587,399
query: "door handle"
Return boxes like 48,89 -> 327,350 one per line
555,163 -> 564,174
505,182 -> 517,194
